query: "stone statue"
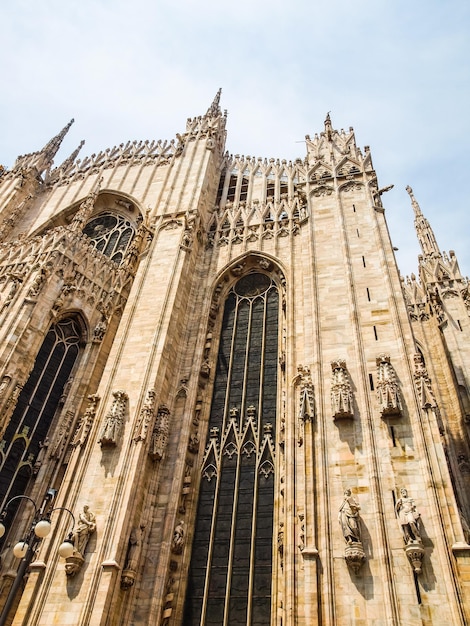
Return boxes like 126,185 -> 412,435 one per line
338,489 -> 361,544
74,505 -> 97,556
395,488 -> 421,544
121,524 -> 145,589
171,521 -> 185,554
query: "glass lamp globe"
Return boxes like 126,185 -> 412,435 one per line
34,519 -> 51,538
0,523 -> 5,538
13,541 -> 29,559
58,539 -> 74,559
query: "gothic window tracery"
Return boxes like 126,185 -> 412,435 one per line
83,212 -> 135,263
0,317 -> 82,521
185,271 -> 279,626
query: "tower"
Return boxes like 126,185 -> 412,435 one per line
0,96 -> 468,625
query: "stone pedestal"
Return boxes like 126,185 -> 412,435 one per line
344,542 -> 366,573
405,542 -> 424,574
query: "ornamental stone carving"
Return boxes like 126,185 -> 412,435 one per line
413,353 -> 436,409
171,521 -> 185,554
50,409 -> 75,459
133,388 -> 156,442
296,365 -> 315,446
98,390 -> 128,447
72,394 -> 100,447
331,360 -> 353,420
149,404 -> 170,461
376,355 -> 402,417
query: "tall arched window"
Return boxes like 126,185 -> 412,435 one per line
0,317 -> 82,513
185,272 -> 279,626
83,212 -> 134,263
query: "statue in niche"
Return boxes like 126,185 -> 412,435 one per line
339,489 -> 366,572
121,524 -> 145,589
338,489 -> 362,544
171,521 -> 185,554
74,505 -> 96,556
66,505 -> 97,576
93,318 -> 107,342
395,488 -> 422,544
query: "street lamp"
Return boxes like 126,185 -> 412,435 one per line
0,493 -> 75,626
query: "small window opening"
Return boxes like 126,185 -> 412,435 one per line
369,374 -> 374,391
366,288 -> 371,301
226,175 -> 237,202
362,256 -> 366,268
239,176 -> 249,202
390,426 -> 397,447
373,325 -> 378,340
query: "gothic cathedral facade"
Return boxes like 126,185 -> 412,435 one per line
0,93 -> 469,625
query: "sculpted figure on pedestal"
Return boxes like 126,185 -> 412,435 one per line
395,488 -> 421,544
338,489 -> 361,544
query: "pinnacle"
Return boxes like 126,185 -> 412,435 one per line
206,89 -> 222,117
41,118 -> 75,163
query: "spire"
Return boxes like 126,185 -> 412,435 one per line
324,112 -> 333,140
41,119 -> 75,163
206,89 -> 222,117
406,185 -> 441,259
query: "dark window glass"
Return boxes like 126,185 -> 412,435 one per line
83,212 -> 135,263
185,272 -> 278,625
0,317 -> 82,521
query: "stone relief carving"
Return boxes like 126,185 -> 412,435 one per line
98,390 -> 128,447
50,409 -> 75,459
26,267 -> 47,298
179,458 -> 194,514
72,394 -> 100,447
149,404 -> 170,461
376,354 -> 402,417
133,388 -> 156,442
171,520 -> 185,554
331,360 -> 354,420
413,353 -> 436,409
93,317 -> 108,342
296,365 -> 315,446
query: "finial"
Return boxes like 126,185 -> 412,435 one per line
406,185 -> 422,217
206,89 -> 222,117
324,111 -> 332,140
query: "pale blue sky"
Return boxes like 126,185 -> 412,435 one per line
1,0 -> 469,278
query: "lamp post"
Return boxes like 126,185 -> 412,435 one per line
0,493 -> 75,626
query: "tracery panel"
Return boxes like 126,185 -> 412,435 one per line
185,271 -> 279,626
0,317 -> 82,514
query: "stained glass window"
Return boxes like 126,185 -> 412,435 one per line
185,272 -> 278,625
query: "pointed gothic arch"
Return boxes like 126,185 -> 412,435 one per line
0,314 -> 85,517
184,256 -> 285,626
